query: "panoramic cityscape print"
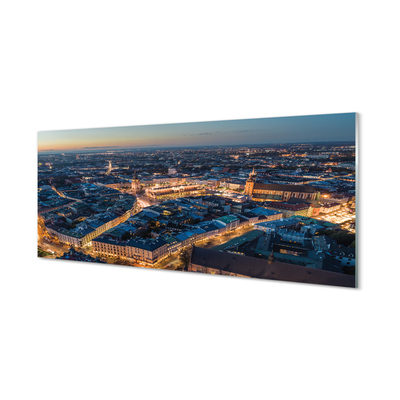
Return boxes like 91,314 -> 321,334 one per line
38,113 -> 357,288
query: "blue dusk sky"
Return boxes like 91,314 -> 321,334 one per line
38,113 -> 356,152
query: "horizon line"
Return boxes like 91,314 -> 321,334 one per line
38,139 -> 356,154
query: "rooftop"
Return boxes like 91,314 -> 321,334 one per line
216,215 -> 240,224
190,247 -> 355,288
253,183 -> 318,193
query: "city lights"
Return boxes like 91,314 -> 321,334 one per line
38,115 -> 356,287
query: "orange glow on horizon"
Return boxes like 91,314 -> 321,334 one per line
37,127 -> 193,151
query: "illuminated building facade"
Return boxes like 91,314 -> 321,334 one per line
92,236 -> 169,265
244,169 -> 320,202
264,202 -> 313,218
145,184 -> 205,200
131,170 -> 141,194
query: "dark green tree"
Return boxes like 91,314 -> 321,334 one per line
179,249 -> 191,268
121,231 -> 132,241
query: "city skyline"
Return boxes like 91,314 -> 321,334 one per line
38,113 -> 356,153
38,113 -> 356,288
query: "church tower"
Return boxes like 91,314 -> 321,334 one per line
131,170 -> 141,194
244,167 -> 256,196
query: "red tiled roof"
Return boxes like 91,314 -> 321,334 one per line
253,183 -> 317,193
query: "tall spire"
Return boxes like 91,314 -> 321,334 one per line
248,166 -> 256,181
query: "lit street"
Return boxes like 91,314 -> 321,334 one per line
197,224 -> 254,249
38,237 -> 70,258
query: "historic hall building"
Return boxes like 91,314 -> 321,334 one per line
244,169 -> 320,202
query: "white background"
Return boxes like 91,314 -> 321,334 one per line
1,1 -> 399,399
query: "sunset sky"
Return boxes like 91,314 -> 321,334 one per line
38,113 -> 356,153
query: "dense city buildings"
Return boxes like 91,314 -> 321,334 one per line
38,115 -> 356,287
